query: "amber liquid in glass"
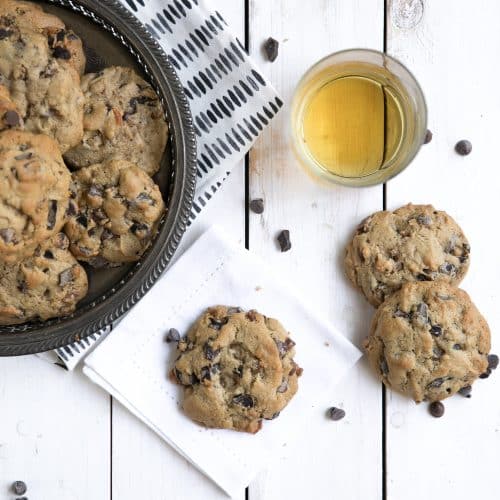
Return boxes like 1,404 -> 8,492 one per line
300,74 -> 405,178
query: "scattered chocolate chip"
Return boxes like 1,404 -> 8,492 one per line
58,267 -> 73,286
4,110 -> 20,127
277,230 -> 291,252
430,325 -> 442,336
453,344 -> 462,350
76,214 -> 88,228
249,198 -> 264,214
0,28 -> 13,39
0,227 -> 15,243
12,481 -> 27,495
275,337 -> 295,357
433,346 -> 444,358
277,380 -> 288,393
136,192 -> 153,203
423,129 -> 433,144
428,377 -> 444,388
246,310 -> 257,321
455,139 -> 472,156
458,385 -> 472,398
53,46 -> 71,59
233,365 -> 243,377
203,343 -> 219,361
233,394 -> 255,408
416,214 -> 432,225
488,354 -> 499,370
53,232 -> 69,249
43,250 -> 54,259
227,306 -> 243,315
190,374 -> 200,385
429,401 -> 445,418
47,200 -> 57,230
88,185 -> 103,197
209,317 -> 228,330
263,37 -> 279,62
130,222 -> 149,236
327,407 -> 346,421
166,328 -> 180,343
394,309 -> 410,319
479,369 -> 492,379
380,358 -> 389,376
17,280 -> 28,293
200,366 -> 211,381
92,208 -> 108,224
66,200 -> 77,217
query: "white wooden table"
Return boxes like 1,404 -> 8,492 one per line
1,1 -> 499,499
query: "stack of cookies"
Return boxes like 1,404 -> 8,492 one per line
0,0 -> 168,325
345,204 -> 494,408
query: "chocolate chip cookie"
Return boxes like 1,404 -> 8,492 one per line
0,0 -> 85,74
0,130 -> 71,263
0,16 -> 84,152
0,232 -> 88,325
64,66 -> 168,176
364,281 -> 490,402
171,306 -> 303,433
345,204 -> 470,307
64,159 -> 164,266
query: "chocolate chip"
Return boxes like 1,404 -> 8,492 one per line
43,250 -> 54,259
249,198 -> 264,214
453,344 -> 462,350
203,343 -> 219,361
433,346 -> 444,358
246,310 -> 258,321
233,365 -> 243,377
136,192 -> 153,203
209,317 -> 228,330
416,214 -> 432,225
458,385 -> 472,398
47,200 -> 57,230
327,407 -> 346,421
165,328 -> 180,343
200,366 -> 211,381
4,110 -> 20,126
277,230 -> 291,252
275,337 -> 295,357
263,37 -> 279,62
66,200 -> 77,217
417,273 -> 432,281
11,481 -> 27,495
233,394 -> 255,408
266,411 -> 280,420
17,281 -> 28,293
455,139 -> 472,156
173,368 -> 183,384
0,227 -> 15,243
430,325 -> 442,336
423,129 -> 433,144
56,29 -> 67,41
58,267 -> 73,286
394,309 -> 410,319
227,306 -> 243,315
429,401 -> 445,418
0,29 -> 13,39
88,185 -> 103,197
76,214 -> 88,228
428,377 -> 444,388
190,374 -> 200,385
211,363 -> 221,374
92,208 -> 108,224
277,380 -> 288,393
101,228 -> 114,241
130,222 -> 149,236
53,46 -> 71,59
488,354 -> 499,370
439,262 -> 457,275
53,232 -> 69,249
480,369 -> 492,379
378,357 -> 390,377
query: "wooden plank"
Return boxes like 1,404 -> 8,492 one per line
386,1 -> 500,498
247,1 -> 384,499
110,1 -> 247,498
0,357 -> 110,500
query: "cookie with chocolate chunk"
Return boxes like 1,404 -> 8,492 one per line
0,233 -> 88,325
364,281 -> 490,402
0,84 -> 22,130
0,130 -> 71,263
64,66 -> 168,176
171,306 -> 302,433
0,15 -> 84,152
0,0 -> 85,74
345,204 -> 470,307
64,159 -> 164,266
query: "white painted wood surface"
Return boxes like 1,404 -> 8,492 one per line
2,1 -> 499,499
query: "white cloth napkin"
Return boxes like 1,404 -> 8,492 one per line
83,225 -> 362,498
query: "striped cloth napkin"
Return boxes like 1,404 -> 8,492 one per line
39,0 -> 282,368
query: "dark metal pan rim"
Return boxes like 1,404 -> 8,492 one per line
0,0 -> 197,355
